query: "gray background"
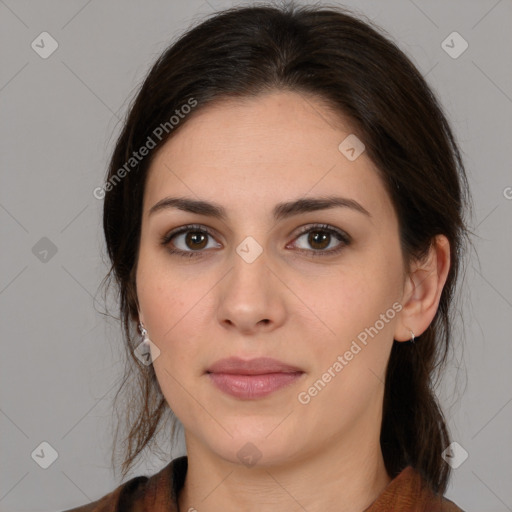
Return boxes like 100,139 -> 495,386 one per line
1,0 -> 511,511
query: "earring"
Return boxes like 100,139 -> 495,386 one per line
136,322 -> 153,365
139,322 -> 149,342
409,330 -> 415,344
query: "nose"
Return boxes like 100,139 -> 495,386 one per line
216,248 -> 286,335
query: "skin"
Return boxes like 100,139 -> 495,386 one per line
136,90 -> 450,512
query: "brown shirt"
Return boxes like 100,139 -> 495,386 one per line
62,456 -> 465,512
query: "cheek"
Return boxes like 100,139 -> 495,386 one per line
137,244 -> 195,326
294,269 -> 401,420
136,250 -> 215,372
137,264 -> 208,416
306,256 -> 402,368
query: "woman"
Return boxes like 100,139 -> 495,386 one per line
66,2 -> 470,511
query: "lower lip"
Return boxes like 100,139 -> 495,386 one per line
207,372 -> 304,399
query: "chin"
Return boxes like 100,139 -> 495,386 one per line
204,430 -> 302,469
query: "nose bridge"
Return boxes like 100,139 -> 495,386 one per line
235,234 -> 266,267
216,235 -> 284,331
229,234 -> 269,294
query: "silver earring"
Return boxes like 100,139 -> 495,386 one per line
136,322 -> 152,365
410,330 -> 415,344
139,322 -> 149,341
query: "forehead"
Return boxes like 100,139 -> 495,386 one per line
143,91 -> 393,222
152,90 -> 354,167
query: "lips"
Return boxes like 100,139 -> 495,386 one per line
206,356 -> 303,375
206,357 -> 305,399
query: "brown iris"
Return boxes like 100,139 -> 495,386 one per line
186,231 -> 208,250
308,230 -> 330,250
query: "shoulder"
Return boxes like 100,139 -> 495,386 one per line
59,456 -> 187,512
424,493 -> 466,512
364,466 -> 466,512
59,474 -> 148,512
437,495 -> 466,512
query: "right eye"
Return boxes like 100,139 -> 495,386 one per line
161,224 -> 221,258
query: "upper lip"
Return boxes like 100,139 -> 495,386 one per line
206,357 -> 303,375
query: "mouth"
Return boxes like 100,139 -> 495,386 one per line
206,357 -> 305,400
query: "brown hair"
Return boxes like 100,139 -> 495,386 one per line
101,1 -> 471,495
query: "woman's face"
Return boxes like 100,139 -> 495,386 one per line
136,91 -> 407,466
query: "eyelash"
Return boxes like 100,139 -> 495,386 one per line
160,223 -> 351,259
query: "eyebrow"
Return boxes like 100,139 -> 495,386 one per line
148,195 -> 371,221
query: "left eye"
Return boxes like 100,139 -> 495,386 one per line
290,225 -> 350,255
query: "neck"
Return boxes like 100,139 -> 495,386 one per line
178,428 -> 391,512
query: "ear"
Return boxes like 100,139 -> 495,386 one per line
394,235 -> 451,342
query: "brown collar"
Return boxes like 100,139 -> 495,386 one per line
362,466 -> 462,511
140,457 -> 463,512
141,455 -> 186,512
